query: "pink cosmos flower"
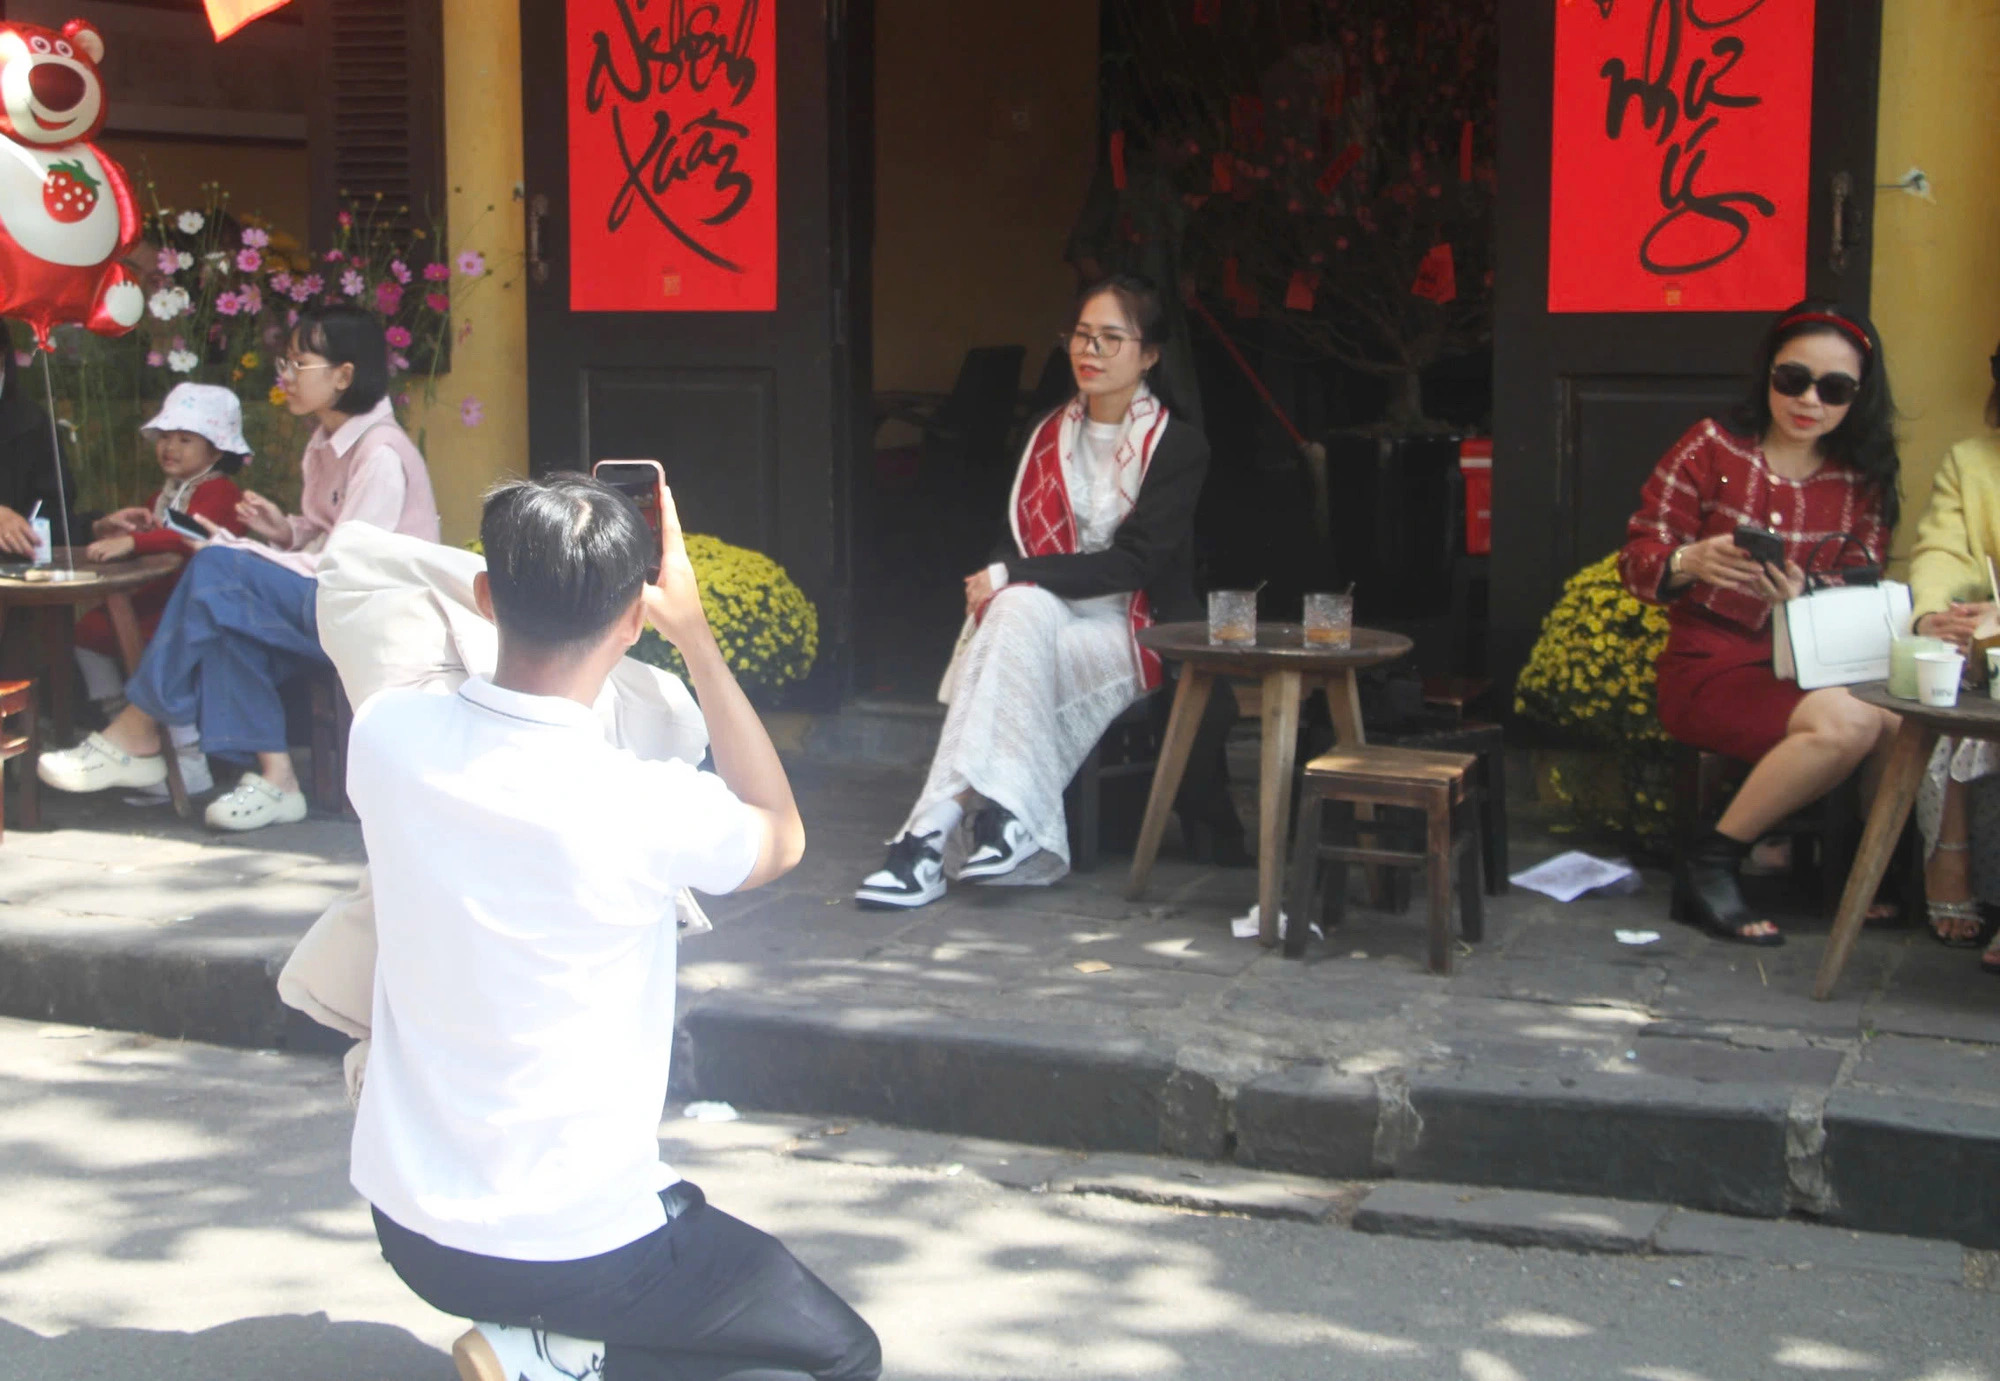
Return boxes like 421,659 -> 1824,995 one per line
286,309 -> 300,328
242,227 -> 270,249
390,259 -> 412,285
269,271 -> 294,295
338,210 -> 353,228
240,284 -> 263,314
341,269 -> 365,298
146,350 -> 164,368
385,324 -> 413,349
396,391 -> 412,409
388,351 -> 409,375
425,291 -> 449,314
13,350 -> 30,368
325,249 -> 345,263
375,281 -> 404,315
423,262 -> 450,282
456,250 -> 486,277
155,248 -> 180,275
460,396 -> 485,427
215,290 -> 243,317
236,248 -> 263,273
292,274 -> 322,302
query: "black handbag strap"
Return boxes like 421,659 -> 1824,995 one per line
1800,532 -> 1882,591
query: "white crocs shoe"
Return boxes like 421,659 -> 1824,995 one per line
203,773 -> 308,832
37,732 -> 168,794
452,1323 -> 605,1381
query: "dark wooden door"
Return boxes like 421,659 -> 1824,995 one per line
1489,1 -> 1882,683
520,0 -> 869,701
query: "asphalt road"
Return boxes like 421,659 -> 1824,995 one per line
0,1017 -> 1990,1381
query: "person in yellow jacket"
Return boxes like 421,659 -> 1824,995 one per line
1907,349 -> 2000,975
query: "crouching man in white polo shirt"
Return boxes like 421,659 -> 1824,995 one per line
347,474 -> 881,1381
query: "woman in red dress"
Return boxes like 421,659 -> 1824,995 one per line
1620,302 -> 1903,945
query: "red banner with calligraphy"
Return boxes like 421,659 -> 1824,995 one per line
566,0 -> 777,313
1548,0 -> 1814,314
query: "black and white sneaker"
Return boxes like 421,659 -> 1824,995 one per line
855,831 -> 946,909
959,807 -> 1036,882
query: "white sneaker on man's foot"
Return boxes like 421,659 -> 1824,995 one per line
203,773 -> 308,831
37,732 -> 168,793
452,1323 -> 605,1381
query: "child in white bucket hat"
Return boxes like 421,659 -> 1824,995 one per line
70,383 -> 253,797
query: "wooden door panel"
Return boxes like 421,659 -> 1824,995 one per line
1563,375 -> 1744,572
581,367 -> 778,553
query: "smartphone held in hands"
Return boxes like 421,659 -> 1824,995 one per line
1732,523 -> 1786,567
162,507 -> 209,542
592,460 -> 666,537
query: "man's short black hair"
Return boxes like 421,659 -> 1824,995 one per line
481,473 -> 653,649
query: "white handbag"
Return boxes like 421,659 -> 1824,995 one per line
1770,535 -> 1910,689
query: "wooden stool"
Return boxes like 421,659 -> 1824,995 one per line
0,678 -> 40,840
1286,745 -> 1484,973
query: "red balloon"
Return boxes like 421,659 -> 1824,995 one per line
0,19 -> 142,350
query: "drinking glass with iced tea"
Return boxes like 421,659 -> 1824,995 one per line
1303,592 -> 1353,648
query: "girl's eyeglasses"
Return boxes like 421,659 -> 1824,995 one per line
1770,362 -> 1860,407
275,358 -> 333,381
1062,328 -> 1138,359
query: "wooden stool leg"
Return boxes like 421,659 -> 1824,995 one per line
1426,788 -> 1453,975
16,690 -> 36,832
1285,784 -> 1322,959
1815,720 -> 1937,999
1458,800 -> 1484,943
1128,670 -> 1213,900
1482,744 -> 1509,894
105,592 -> 190,820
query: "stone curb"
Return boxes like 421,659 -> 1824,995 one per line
2,929 -> 1996,1249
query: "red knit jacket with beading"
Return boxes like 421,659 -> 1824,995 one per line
1619,420 -> 1888,634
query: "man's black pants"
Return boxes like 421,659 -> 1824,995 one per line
375,1182 -> 882,1381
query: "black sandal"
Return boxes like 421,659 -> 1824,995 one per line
1671,831 -> 1785,947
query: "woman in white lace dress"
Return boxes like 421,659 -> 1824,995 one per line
856,276 -> 1222,908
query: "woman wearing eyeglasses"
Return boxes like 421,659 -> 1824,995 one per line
856,273 -> 1236,909
1619,301 -> 1903,946
1904,340 -> 2000,974
39,303 -> 439,832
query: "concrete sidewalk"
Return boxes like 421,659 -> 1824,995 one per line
1,757 -> 1996,1248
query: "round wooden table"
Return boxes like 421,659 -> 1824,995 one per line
1816,679 -> 2000,999
1127,622 -> 1415,945
0,549 -> 189,815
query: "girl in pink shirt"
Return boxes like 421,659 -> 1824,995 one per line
39,305 -> 441,832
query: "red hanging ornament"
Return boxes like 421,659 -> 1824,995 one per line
1284,270 -> 1318,312
1110,129 -> 1127,190
1316,143 -> 1363,197
1459,120 -> 1474,182
1411,243 -> 1457,304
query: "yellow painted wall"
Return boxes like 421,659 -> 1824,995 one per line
1872,1 -> 2000,564
410,0 -> 530,546
872,0 -> 1098,398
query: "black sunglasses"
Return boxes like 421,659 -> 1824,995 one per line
1770,362 -> 1860,408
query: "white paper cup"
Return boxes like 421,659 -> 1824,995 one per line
29,516 -> 49,565
1988,647 -> 2000,700
1915,651 -> 1965,708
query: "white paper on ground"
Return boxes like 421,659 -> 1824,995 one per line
1231,904 -> 1323,941
682,1101 -> 740,1122
1509,850 -> 1637,903
1614,929 -> 1662,946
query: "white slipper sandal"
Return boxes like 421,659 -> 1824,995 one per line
203,772 -> 308,832
37,732 -> 168,793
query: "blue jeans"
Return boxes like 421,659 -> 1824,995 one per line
125,545 -> 328,758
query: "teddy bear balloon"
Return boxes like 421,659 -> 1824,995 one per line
0,19 -> 143,350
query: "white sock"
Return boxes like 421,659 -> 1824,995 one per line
907,798 -> 964,842
74,647 -> 124,704
168,723 -> 200,751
